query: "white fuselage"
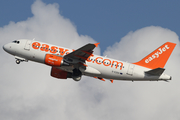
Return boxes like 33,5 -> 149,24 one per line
3,39 -> 171,81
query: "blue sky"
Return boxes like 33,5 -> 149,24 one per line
1,0 -> 180,52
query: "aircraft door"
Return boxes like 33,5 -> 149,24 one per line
127,64 -> 135,76
24,40 -> 32,50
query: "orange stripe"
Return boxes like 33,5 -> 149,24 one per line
81,50 -> 92,55
75,55 -> 87,60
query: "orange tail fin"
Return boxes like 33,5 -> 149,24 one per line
133,42 -> 176,69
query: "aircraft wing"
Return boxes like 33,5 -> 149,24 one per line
64,43 -> 99,63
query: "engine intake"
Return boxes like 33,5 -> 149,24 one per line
72,69 -> 82,81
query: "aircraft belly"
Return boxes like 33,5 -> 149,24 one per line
85,61 -> 170,81
89,63 -> 127,80
80,66 -> 101,75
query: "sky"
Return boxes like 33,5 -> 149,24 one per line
1,0 -> 180,120
1,0 -> 180,52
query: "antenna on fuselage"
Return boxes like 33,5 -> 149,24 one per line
32,38 -> 35,41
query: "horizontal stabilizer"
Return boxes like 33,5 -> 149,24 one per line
145,68 -> 165,76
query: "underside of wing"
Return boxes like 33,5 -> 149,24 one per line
51,43 -> 100,81
64,43 -> 99,63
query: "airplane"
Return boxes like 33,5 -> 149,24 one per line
3,39 -> 176,83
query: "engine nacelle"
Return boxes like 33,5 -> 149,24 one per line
51,67 -> 72,79
72,69 -> 82,81
45,54 -> 63,67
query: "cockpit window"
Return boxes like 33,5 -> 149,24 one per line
12,40 -> 17,43
12,40 -> 20,44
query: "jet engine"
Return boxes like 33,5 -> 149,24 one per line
51,67 -> 72,79
46,54 -> 82,81
72,68 -> 82,81
45,54 -> 63,67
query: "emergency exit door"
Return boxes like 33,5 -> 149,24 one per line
127,64 -> 135,76
24,40 -> 32,50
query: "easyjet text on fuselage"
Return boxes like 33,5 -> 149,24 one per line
32,42 -> 124,70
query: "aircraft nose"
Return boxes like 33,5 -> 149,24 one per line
3,44 -> 8,52
3,43 -> 11,53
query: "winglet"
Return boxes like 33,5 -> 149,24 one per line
94,43 -> 100,47
133,42 -> 176,69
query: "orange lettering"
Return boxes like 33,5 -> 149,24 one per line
95,57 -> 103,65
111,61 -> 123,70
32,42 -> 40,49
50,46 -> 58,54
103,59 -> 111,66
40,44 -> 49,52
87,54 -> 94,62
59,48 -> 69,56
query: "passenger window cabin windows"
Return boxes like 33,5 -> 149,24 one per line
34,45 -> 39,48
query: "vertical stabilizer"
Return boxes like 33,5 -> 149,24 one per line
133,42 -> 176,69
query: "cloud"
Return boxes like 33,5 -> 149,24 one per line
1,0 -> 180,120
0,0 -> 99,53
0,0 -> 101,120
103,26 -> 180,120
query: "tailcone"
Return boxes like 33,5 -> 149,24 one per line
159,73 -> 171,80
